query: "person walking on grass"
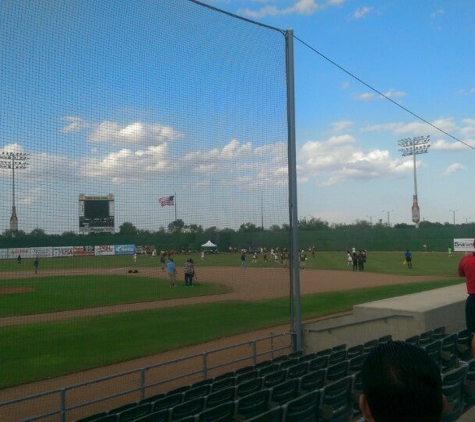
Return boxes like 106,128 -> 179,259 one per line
166,258 -> 176,287
404,249 -> 412,269
33,257 -> 39,274
184,258 -> 195,287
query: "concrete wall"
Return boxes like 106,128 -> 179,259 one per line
302,284 -> 467,353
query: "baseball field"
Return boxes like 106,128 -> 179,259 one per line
0,250 -> 462,392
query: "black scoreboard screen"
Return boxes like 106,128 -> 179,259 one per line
79,195 -> 115,233
84,200 -> 110,219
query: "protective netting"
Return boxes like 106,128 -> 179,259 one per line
0,0 -> 289,238
0,1 -> 294,402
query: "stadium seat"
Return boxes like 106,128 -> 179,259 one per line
235,366 -> 256,376
456,329 -> 471,360
348,353 -> 367,375
139,393 -> 166,405
299,369 -> 326,393
442,361 -> 468,422
272,355 -> 290,364
405,335 -> 420,346
153,394 -> 184,413
378,334 -> 392,344
211,377 -> 235,392
441,333 -> 459,372
325,361 -> 349,385
107,402 -> 138,415
346,344 -> 363,360
331,344 -> 346,352
433,326 -> 447,340
316,348 -> 332,357
328,350 -> 347,366
235,389 -> 271,420
257,364 -> 279,378
245,406 -> 283,422
350,372 -> 363,417
419,330 -> 434,347
134,409 -> 170,422
76,412 -> 109,422
205,386 -> 236,409
191,378 -> 214,389
319,376 -> 353,422
278,358 -> 300,370
254,360 -> 274,371
214,371 -> 235,382
423,339 -> 442,369
170,397 -> 205,421
269,379 -> 300,405
167,385 -> 190,397
308,355 -> 329,372
183,385 -> 212,401
286,362 -> 310,380
197,401 -> 236,422
86,415 -> 118,422
363,339 -> 378,353
298,352 -> 318,363
263,369 -> 287,388
288,351 -> 303,359
236,378 -> 264,398
117,403 -> 152,422
463,359 -> 475,407
282,389 -> 321,422
236,370 -> 258,385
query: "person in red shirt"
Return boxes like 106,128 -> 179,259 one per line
458,240 -> 475,357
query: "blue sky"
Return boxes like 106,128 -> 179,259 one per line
1,0 -> 474,234
202,0 -> 475,226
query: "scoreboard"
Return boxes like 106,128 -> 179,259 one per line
79,194 -> 115,234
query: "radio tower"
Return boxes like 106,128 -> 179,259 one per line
0,151 -> 30,234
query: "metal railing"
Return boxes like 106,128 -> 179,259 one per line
0,331 -> 292,422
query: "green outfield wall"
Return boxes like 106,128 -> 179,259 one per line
1,225 -> 474,253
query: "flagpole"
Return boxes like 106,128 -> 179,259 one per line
174,192 -> 177,221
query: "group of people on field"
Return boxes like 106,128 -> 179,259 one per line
346,248 -> 367,271
161,257 -> 196,287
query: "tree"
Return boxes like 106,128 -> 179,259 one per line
29,228 -> 47,237
204,226 -> 218,236
298,217 -> 330,231
119,222 -> 138,236
1,229 -> 26,238
268,224 -> 282,232
168,219 -> 185,234
238,222 -> 258,233
186,224 -> 203,234
62,231 -> 78,236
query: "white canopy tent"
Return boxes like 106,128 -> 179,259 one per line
201,240 -> 217,248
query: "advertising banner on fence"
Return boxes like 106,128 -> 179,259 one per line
95,245 -> 115,256
8,248 -> 33,259
115,244 -> 135,255
53,247 -> 74,257
454,238 -> 475,252
0,249 -> 8,260
73,246 -> 95,257
31,247 -> 53,258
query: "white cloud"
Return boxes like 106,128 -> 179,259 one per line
430,9 -> 444,19
362,118 -> 456,136
353,6 -> 372,19
61,116 -> 89,133
298,134 -> 410,186
432,139 -> 475,150
331,120 -> 353,133
240,0 -> 343,18
354,89 -> 406,101
442,163 -> 465,176
88,121 -> 184,145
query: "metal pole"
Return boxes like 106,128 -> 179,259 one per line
285,29 -> 302,352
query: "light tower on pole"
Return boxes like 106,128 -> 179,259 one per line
0,151 -> 30,234
398,136 -> 430,228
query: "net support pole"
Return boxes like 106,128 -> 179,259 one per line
285,29 -> 302,352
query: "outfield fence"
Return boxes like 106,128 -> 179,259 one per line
0,331 -> 292,422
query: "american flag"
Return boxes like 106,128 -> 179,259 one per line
159,196 -> 174,207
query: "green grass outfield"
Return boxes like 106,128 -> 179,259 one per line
0,251 -> 464,388
1,250 -> 463,276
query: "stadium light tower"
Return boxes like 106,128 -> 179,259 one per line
0,151 -> 30,234
398,135 -> 430,228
